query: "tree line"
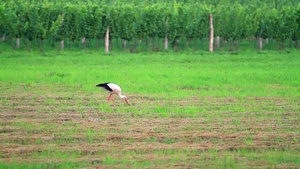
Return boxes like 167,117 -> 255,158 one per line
0,0 -> 299,53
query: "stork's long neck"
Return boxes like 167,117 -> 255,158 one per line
118,93 -> 126,99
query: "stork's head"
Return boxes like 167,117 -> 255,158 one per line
122,96 -> 130,106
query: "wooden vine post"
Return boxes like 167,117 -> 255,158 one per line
209,14 -> 214,52
105,26 -> 109,53
164,36 -> 168,50
60,13 -> 64,51
164,20 -> 168,50
259,37 -> 263,50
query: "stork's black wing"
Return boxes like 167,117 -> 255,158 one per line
96,83 -> 113,92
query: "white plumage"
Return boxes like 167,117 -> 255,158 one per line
96,83 -> 130,106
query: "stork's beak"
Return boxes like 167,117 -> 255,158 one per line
125,98 -> 130,106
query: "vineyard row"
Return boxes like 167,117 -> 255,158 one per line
0,1 -> 299,53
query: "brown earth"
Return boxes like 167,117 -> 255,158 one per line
0,91 -> 299,168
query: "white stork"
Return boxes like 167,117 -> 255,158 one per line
96,83 -> 130,106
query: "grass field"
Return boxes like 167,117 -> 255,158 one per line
0,47 -> 299,168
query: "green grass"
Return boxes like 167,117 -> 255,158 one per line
0,47 -> 299,168
1,50 -> 299,96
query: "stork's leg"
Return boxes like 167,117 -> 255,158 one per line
111,94 -> 116,106
107,93 -> 112,104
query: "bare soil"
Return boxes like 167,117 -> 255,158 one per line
0,91 -> 299,168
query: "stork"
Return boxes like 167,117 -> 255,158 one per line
96,83 -> 130,106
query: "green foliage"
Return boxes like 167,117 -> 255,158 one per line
136,4 -> 160,39
1,0 -> 300,52
5,2 -> 22,38
215,3 -> 249,40
110,3 -> 136,41
274,6 -> 297,42
81,3 -> 103,39
293,5 -> 300,41
0,3 -> 6,36
188,4 -> 209,39
50,14 -> 64,42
